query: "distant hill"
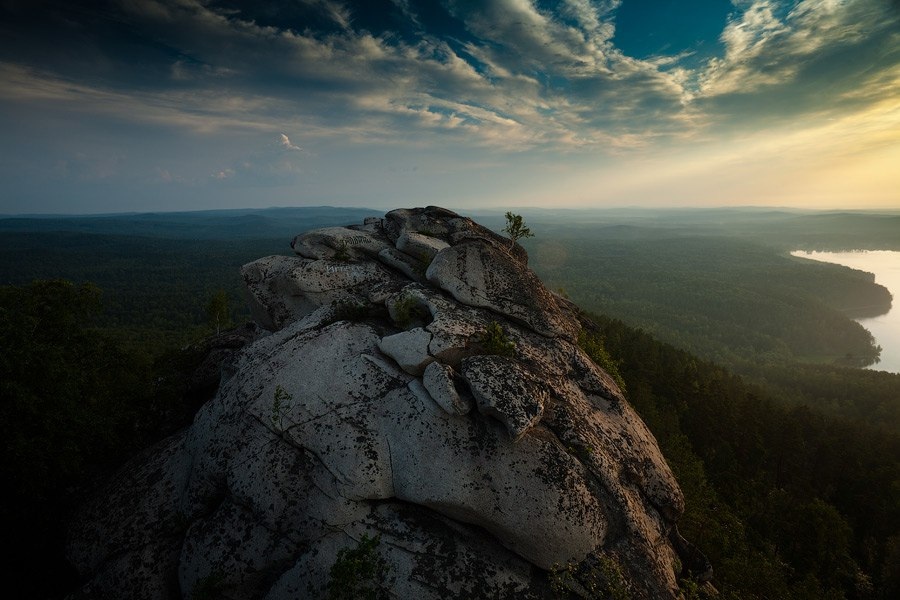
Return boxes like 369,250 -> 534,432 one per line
6,205 -> 898,249
475,207 -> 900,251
0,206 -> 384,240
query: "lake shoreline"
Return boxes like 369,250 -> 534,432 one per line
791,250 -> 900,374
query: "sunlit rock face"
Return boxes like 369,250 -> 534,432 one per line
68,207 -> 691,599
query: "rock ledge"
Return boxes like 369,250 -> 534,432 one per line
68,207 -> 691,600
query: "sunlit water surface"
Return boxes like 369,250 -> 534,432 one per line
791,250 -> 900,374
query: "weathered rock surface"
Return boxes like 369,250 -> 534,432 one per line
378,327 -> 434,375
461,355 -> 547,440
68,206 -> 694,600
427,241 -> 580,340
422,361 -> 471,415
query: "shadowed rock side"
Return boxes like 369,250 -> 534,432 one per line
68,207 -> 694,599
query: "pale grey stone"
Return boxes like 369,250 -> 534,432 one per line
68,206 -> 691,600
291,226 -> 390,260
461,355 -> 547,440
377,246 -> 426,282
384,287 -> 434,329
397,231 -> 450,262
426,241 -> 579,340
383,207 -> 454,242
422,361 -> 471,415
385,382 -> 608,571
378,327 -> 434,375
241,255 -> 403,330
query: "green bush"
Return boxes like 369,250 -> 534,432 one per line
326,534 -> 393,600
205,289 -> 232,335
479,321 -> 516,356
550,554 -> 631,599
578,330 -> 626,392
392,294 -> 429,329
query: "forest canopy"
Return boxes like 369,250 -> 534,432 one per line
2,207 -> 898,598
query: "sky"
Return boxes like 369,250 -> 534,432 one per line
0,0 -> 898,214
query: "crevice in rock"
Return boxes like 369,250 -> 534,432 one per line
539,414 -> 629,547
366,496 -> 533,567
242,412 -> 350,503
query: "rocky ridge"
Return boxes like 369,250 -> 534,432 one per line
67,207 -> 700,599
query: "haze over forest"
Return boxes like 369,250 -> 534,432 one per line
3,205 -> 900,599
1,0 -> 899,214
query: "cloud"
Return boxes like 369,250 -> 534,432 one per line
699,0 -> 899,100
279,133 -> 301,151
209,132 -> 311,185
560,0 -> 620,34
699,1 -> 791,95
305,0 -> 354,30
0,62 -> 286,134
0,0 -> 702,150
0,0 -> 898,203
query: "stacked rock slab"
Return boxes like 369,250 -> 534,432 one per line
68,207 -> 692,599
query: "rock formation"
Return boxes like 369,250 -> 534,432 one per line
67,207 -> 697,599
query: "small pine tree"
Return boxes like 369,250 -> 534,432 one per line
502,211 -> 534,250
206,289 -> 231,335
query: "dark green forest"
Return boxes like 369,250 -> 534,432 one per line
1,207 -> 899,598
0,232 -> 284,353
521,214 -> 900,432
581,318 -> 900,599
528,232 -> 889,366
0,206 -> 382,240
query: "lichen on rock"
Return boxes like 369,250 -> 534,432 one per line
67,206 -> 697,600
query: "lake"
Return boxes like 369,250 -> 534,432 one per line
791,250 -> 900,374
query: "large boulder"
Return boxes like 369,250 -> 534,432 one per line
426,241 -> 579,340
461,355 -> 547,440
68,206 -> 694,600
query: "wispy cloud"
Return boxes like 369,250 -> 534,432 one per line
279,133 -> 301,151
699,0 -> 899,105
209,131 -> 313,185
700,0 -> 791,95
0,0 -> 703,150
0,0 -> 898,211
0,63 -> 281,134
